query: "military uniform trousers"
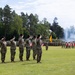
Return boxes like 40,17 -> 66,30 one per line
10,49 -> 16,62
46,45 -> 48,50
1,49 -> 7,63
19,47 -> 24,61
26,47 -> 31,60
36,48 -> 42,63
32,47 -> 36,60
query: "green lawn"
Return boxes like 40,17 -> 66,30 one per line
0,46 -> 75,75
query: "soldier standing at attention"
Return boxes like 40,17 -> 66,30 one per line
32,35 -> 37,60
18,34 -> 24,61
25,35 -> 31,61
10,37 -> 16,62
36,35 -> 42,63
0,37 -> 7,63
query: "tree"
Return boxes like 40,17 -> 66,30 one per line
0,8 -> 4,38
0,8 -> 3,22
11,14 -> 23,39
21,12 -> 28,28
41,18 -> 51,38
51,17 -> 64,39
28,13 -> 39,35
0,5 -> 64,40
35,18 -> 51,38
2,5 -> 12,38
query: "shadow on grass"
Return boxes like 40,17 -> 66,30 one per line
0,59 -> 39,65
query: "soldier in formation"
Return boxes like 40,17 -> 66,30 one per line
61,41 -> 75,48
61,42 -> 66,48
0,34 -> 44,63
25,35 -> 31,61
10,36 -> 16,62
18,34 -> 25,61
0,37 -> 7,63
32,35 -> 37,60
36,35 -> 43,63
45,42 -> 48,50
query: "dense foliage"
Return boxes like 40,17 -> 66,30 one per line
0,5 -> 64,40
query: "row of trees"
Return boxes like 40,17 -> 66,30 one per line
0,5 -> 64,40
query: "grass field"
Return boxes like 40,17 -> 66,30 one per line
0,46 -> 75,75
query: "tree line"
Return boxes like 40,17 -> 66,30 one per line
0,5 -> 64,40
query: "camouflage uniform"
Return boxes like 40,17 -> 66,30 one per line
45,42 -> 48,50
32,37 -> 37,60
36,35 -> 42,63
25,38 -> 31,61
0,38 -> 7,63
61,42 -> 65,48
18,35 -> 24,61
10,38 -> 16,62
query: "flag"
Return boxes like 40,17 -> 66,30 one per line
50,35 -> 52,43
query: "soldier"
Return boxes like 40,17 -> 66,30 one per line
72,42 -> 75,48
32,35 -> 37,60
18,34 -> 25,61
66,42 -> 68,48
45,42 -> 48,50
36,35 -> 42,63
62,42 -> 65,48
68,42 -> 71,48
10,37 -> 16,62
0,37 -> 7,63
25,35 -> 31,61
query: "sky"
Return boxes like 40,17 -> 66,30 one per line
0,0 -> 75,29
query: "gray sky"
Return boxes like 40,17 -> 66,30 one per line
0,0 -> 75,28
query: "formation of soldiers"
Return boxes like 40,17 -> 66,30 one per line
62,41 -> 75,48
0,34 -> 44,63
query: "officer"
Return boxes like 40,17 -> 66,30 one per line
10,37 -> 16,62
25,35 -> 31,61
0,37 -> 7,63
18,34 -> 24,61
36,35 -> 42,63
32,35 -> 37,60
